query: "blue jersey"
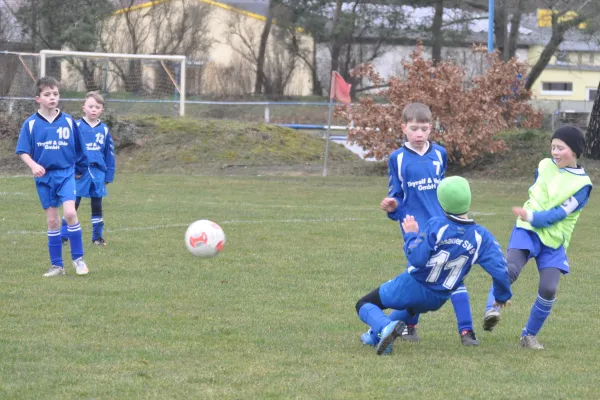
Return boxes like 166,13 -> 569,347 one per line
403,215 -> 512,303
387,142 -> 447,230
15,111 -> 87,171
75,119 -> 116,183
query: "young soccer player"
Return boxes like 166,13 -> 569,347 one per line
482,125 -> 592,349
373,102 -> 478,346
61,91 -> 115,246
356,176 -> 512,355
15,76 -> 90,277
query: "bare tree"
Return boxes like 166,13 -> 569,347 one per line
100,0 -> 212,95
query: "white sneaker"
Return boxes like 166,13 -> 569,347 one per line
43,266 -> 66,277
73,257 -> 89,275
483,308 -> 501,331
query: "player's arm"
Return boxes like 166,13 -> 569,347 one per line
402,219 -> 436,267
73,122 -> 88,176
477,233 -> 512,304
15,121 -> 45,177
384,152 -> 404,220
104,130 -> 116,183
518,186 -> 592,228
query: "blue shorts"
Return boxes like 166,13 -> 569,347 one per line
379,272 -> 449,314
508,227 -> 570,273
34,168 -> 77,209
76,166 -> 107,198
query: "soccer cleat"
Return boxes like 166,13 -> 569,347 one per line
43,266 -> 66,277
401,324 -> 420,342
92,238 -> 107,246
520,335 -> 544,350
483,308 -> 501,332
376,321 -> 406,356
73,257 -> 89,275
360,329 -> 379,347
460,330 -> 480,346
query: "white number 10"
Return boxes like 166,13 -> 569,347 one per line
56,127 -> 70,139
425,250 -> 468,289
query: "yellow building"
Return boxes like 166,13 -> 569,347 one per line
101,0 -> 313,96
527,45 -> 600,102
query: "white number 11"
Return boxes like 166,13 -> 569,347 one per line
425,250 -> 468,289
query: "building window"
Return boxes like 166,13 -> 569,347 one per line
587,88 -> 598,101
542,82 -> 573,96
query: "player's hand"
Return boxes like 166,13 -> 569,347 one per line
493,300 -> 512,309
30,163 -> 45,178
380,197 -> 398,212
512,207 -> 527,220
402,215 -> 419,233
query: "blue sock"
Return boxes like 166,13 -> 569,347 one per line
67,223 -> 84,260
60,218 -> 68,241
388,310 -> 419,325
91,215 -> 104,240
451,285 -> 473,332
358,303 -> 391,335
522,294 -> 555,337
48,230 -> 63,267
485,285 -> 497,312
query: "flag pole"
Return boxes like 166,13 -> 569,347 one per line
323,96 -> 334,177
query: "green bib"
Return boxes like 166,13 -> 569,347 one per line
516,158 -> 591,249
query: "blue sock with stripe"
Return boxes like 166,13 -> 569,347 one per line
47,229 -> 63,267
522,294 -> 555,337
67,223 -> 84,260
451,285 -> 473,333
91,215 -> 104,241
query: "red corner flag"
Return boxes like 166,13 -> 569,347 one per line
329,71 -> 351,104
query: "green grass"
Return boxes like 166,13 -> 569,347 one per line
1,175 -> 599,399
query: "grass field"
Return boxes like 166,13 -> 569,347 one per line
1,174 -> 599,399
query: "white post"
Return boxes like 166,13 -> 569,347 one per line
264,104 -> 270,123
323,97 -> 334,177
40,52 -> 46,77
179,58 -> 186,117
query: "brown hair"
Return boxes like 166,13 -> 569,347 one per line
84,91 -> 105,106
35,76 -> 60,96
402,103 -> 432,124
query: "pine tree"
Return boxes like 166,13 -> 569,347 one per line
585,81 -> 600,159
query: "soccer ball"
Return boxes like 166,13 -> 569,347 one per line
185,220 -> 226,257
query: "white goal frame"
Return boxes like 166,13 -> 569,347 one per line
39,49 -> 187,116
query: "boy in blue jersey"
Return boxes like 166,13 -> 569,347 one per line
482,125 -> 592,350
61,92 -> 116,246
15,77 -> 90,277
376,103 -> 478,346
356,176 -> 512,355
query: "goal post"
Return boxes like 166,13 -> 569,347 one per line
39,49 -> 187,116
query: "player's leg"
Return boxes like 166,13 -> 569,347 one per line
451,283 -> 478,346
61,196 -> 81,244
520,247 -> 567,349
91,196 -> 105,245
43,206 -> 66,277
59,175 -> 89,276
483,248 -> 529,332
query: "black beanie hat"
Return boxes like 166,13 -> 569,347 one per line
552,125 -> 585,158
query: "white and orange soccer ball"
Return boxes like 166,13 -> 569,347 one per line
185,220 -> 226,257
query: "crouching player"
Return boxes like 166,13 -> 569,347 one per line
356,176 -> 512,355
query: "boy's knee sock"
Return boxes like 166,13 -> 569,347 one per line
451,286 -> 473,332
358,303 -> 391,334
67,223 -> 84,260
48,230 -> 64,267
91,216 -> 104,240
389,310 -> 419,325
522,294 -> 555,337
60,218 -> 68,240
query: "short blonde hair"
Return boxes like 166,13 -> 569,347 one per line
402,103 -> 432,124
84,91 -> 105,106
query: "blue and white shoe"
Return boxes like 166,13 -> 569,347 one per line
376,321 -> 406,356
360,329 -> 378,346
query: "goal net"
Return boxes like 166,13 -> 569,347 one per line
38,50 -> 187,116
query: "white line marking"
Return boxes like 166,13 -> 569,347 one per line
0,192 -> 26,195
2,217 -> 371,236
